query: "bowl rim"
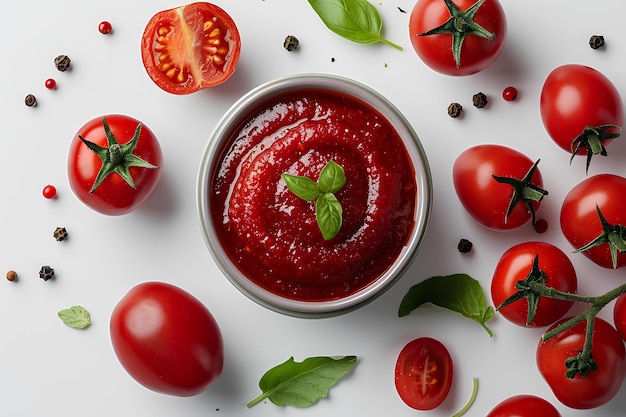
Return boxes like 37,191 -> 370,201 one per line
197,72 -> 432,318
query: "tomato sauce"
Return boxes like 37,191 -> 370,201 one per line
211,89 -> 417,301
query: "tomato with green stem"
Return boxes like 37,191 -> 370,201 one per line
486,395 -> 561,417
540,64 -> 623,173
560,174 -> 626,269
67,114 -> 162,216
141,2 -> 241,94
408,0 -> 507,76
492,242 -> 577,327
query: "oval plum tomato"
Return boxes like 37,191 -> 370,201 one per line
540,64 -> 623,173
110,282 -> 224,397
141,2 -> 241,94
537,317 -> 626,409
408,0 -> 507,76
614,293 -> 626,341
453,144 -> 548,231
560,174 -> 626,269
394,337 -> 453,410
492,242 -> 577,327
67,115 -> 162,216
486,394 -> 562,417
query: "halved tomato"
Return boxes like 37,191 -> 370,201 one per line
141,2 -> 241,94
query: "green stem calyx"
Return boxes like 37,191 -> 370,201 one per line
418,0 -> 495,68
574,204 -> 626,269
79,116 -> 159,194
570,124 -> 621,174
492,159 -> 548,229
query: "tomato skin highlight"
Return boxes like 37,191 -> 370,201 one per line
560,174 -> 626,269
67,114 -> 162,216
141,2 -> 241,94
491,242 -> 577,327
536,317 -> 626,409
110,282 -> 224,397
486,394 -> 562,417
614,294 -> 626,342
394,337 -> 453,410
408,0 -> 507,76
453,144 -> 544,231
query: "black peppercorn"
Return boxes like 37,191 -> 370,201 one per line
447,102 -> 463,118
54,54 -> 71,72
53,227 -> 68,241
39,265 -> 55,281
25,94 -> 37,107
472,92 -> 488,108
283,35 -> 299,51
589,35 -> 605,49
457,238 -> 473,253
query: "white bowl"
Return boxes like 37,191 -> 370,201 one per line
197,73 -> 432,317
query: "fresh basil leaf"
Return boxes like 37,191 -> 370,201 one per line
282,173 -> 319,201
57,305 -> 91,329
308,0 -> 402,50
318,160 -> 346,194
398,274 -> 494,337
247,356 -> 357,408
316,192 -> 343,240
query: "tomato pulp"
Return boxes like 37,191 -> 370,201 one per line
210,89 -> 417,301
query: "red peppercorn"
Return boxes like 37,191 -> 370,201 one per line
45,78 -> 57,90
98,21 -> 112,34
42,184 -> 57,199
502,86 -> 518,101
534,218 -> 548,234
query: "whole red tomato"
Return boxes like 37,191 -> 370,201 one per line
536,317 -> 625,409
453,144 -> 547,230
394,337 -> 453,410
110,282 -> 224,397
614,293 -> 626,341
408,0 -> 507,76
492,242 -> 577,327
68,114 -> 163,216
141,2 -> 241,94
486,394 -> 562,417
560,174 -> 626,269
540,64 -> 623,172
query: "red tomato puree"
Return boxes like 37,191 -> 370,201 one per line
211,89 -> 417,301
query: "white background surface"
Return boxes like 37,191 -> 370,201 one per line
2,1 -> 626,416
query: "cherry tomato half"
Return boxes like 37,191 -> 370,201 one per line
141,2 -> 241,94
540,64 -> 623,171
560,174 -> 626,269
408,0 -> 507,76
453,144 -> 547,231
486,394 -> 562,417
394,337 -> 453,410
536,317 -> 626,409
492,242 -> 577,327
67,114 -> 162,216
110,282 -> 224,397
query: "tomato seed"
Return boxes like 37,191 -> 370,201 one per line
45,78 -> 57,90
502,86 -> 518,101
99,21 -> 112,34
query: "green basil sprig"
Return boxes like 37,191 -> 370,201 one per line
282,160 -> 345,240
247,356 -> 357,408
308,0 -> 402,50
57,305 -> 91,329
398,274 -> 494,337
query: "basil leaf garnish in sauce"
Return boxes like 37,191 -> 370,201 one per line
398,274 -> 495,337
307,0 -> 403,50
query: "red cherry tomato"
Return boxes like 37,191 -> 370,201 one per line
540,64 -> 623,171
492,242 -> 577,327
536,317 -> 626,409
141,2 -> 241,94
453,144 -> 547,231
110,282 -> 224,397
560,174 -> 626,269
394,337 -> 453,410
486,394 -> 562,417
408,0 -> 507,76
67,114 -> 162,216
614,294 -> 626,341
